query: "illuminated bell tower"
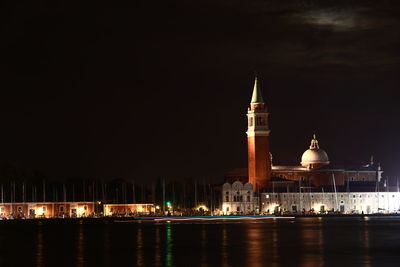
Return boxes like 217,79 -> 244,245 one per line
246,77 -> 271,191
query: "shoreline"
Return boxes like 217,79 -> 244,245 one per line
1,213 -> 400,224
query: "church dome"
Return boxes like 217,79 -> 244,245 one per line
301,134 -> 329,168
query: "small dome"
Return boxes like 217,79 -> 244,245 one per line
301,134 -> 329,168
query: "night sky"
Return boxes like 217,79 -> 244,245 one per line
1,0 -> 400,182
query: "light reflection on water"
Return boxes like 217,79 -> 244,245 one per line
299,220 -> 324,267
245,225 -> 264,267
154,226 -> 161,267
136,225 -> 143,266
165,223 -> 173,267
35,227 -> 44,267
221,225 -> 228,267
201,226 -> 207,267
3,217 -> 400,266
75,224 -> 85,267
363,219 -> 371,267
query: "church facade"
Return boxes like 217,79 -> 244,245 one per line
221,78 -> 393,214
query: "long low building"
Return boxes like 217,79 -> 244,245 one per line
0,202 -> 95,218
261,192 -> 400,214
103,204 -> 155,216
222,181 -> 400,214
0,202 -> 156,218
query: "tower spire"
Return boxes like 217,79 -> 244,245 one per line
251,76 -> 264,103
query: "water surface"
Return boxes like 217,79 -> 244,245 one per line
1,217 -> 399,266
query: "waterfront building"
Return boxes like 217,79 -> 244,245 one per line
103,203 -> 155,216
0,202 -> 95,218
0,202 -> 156,218
221,181 -> 257,214
222,77 -> 391,214
261,192 -> 400,214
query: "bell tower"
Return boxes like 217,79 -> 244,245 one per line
246,77 -> 271,191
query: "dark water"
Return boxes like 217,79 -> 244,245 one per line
1,217 -> 400,267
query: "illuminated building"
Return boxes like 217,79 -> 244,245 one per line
0,202 -> 155,218
0,202 -> 95,218
103,204 -> 155,216
221,181 -> 257,214
222,77 -> 393,214
261,192 -> 400,214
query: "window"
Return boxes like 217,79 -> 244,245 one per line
233,196 -> 237,202
236,207 -> 240,212
59,206 -> 65,212
226,191 -> 229,195
0,207 -> 4,213
225,196 -> 229,202
266,195 -> 270,199
84,205 -> 88,211
353,195 -> 356,198
247,196 -> 250,202
17,206 -> 22,212
42,206 -> 46,212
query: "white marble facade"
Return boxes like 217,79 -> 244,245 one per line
260,192 -> 400,214
221,181 -> 400,214
221,181 -> 258,214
